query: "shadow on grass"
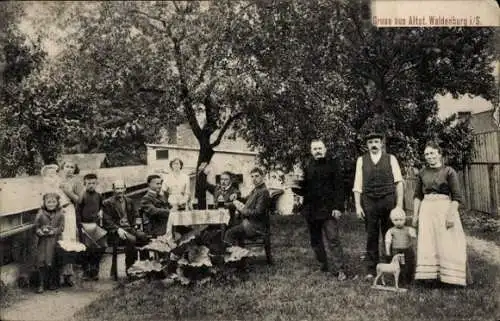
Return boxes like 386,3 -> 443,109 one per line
74,214 -> 498,321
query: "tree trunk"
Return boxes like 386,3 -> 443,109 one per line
195,129 -> 215,209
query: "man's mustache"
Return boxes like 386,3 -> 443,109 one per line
370,147 -> 379,150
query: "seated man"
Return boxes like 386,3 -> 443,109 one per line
224,167 -> 271,246
200,165 -> 241,226
140,175 -> 171,237
103,180 -> 149,274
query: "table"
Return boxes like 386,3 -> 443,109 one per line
165,209 -> 231,241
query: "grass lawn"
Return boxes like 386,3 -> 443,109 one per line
461,210 -> 500,247
75,214 -> 499,321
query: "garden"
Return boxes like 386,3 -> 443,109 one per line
74,214 -> 499,321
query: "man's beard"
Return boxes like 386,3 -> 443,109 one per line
314,153 -> 325,159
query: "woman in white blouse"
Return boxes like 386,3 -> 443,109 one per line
161,158 -> 191,210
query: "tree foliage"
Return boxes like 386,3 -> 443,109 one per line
233,0 -> 496,175
1,2 -> 50,177
3,0 -> 496,182
25,1 -> 262,205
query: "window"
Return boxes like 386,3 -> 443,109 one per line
156,149 -> 169,160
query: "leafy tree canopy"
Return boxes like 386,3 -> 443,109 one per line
232,0 -> 497,174
2,0 -> 497,182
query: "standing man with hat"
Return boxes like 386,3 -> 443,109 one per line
352,131 -> 404,280
295,139 -> 347,281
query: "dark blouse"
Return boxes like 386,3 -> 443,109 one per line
413,166 -> 464,203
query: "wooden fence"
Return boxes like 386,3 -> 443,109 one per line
467,131 -> 500,216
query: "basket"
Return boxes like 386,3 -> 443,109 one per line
80,223 -> 108,249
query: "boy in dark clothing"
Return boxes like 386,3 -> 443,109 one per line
140,174 -> 170,237
76,173 -> 106,281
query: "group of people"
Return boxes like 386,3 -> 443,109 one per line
32,129 -> 470,293
33,157 -> 274,293
141,162 -> 272,247
297,131 -> 469,287
35,166 -> 114,293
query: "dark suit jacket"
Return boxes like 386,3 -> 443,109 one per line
103,195 -> 137,233
298,156 -> 345,221
139,189 -> 170,237
238,183 -> 271,229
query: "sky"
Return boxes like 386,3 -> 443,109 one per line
17,2 -> 498,120
436,91 -> 495,118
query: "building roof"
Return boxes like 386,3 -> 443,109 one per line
59,153 -> 108,170
470,109 -> 499,134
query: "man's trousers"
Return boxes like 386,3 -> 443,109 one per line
362,193 -> 396,274
306,218 -> 345,273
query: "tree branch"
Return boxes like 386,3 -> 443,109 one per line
172,1 -> 182,12
193,53 -> 215,90
170,35 -> 202,138
203,84 -> 219,134
129,9 -> 168,31
385,60 -> 422,85
172,38 -> 189,100
138,87 -> 166,94
210,112 -> 244,148
184,100 -> 202,139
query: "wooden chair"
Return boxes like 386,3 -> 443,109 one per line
109,243 -> 125,281
239,189 -> 283,265
109,220 -> 150,281
240,219 -> 272,264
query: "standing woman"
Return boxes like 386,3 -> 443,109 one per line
161,158 -> 191,210
58,161 -> 84,286
412,141 -> 469,286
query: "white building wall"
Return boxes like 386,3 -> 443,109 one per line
146,144 -> 259,204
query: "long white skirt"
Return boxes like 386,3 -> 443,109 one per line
415,194 -> 467,286
61,203 -> 78,242
60,203 -> 78,276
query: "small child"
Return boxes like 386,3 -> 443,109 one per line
77,173 -> 105,281
34,193 -> 65,293
385,207 -> 417,286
